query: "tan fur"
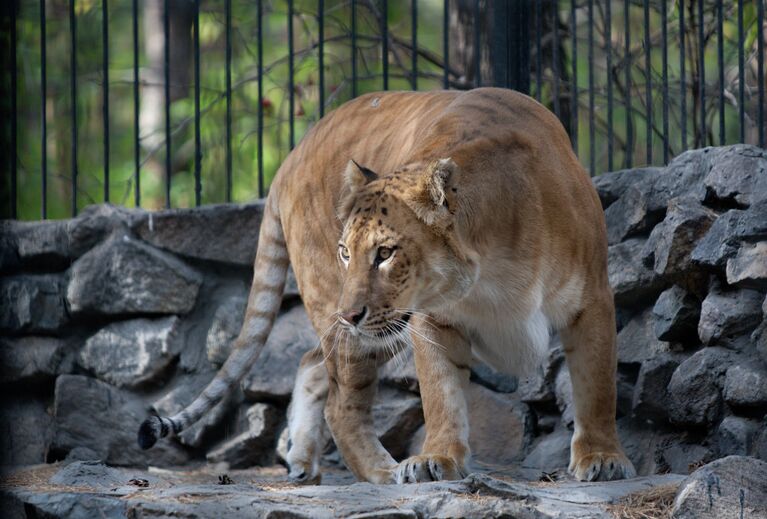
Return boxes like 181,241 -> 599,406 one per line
270,88 -> 636,484
151,88 -> 635,484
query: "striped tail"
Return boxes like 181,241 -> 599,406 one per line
138,195 -> 289,450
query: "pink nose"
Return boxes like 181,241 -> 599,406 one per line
340,307 -> 367,326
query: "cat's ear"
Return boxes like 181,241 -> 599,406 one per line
337,160 -> 378,221
404,158 -> 460,227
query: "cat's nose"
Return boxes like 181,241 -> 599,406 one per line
339,306 -> 368,326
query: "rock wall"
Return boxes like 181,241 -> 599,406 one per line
1,144 -> 765,481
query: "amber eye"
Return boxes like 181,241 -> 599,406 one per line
339,245 -> 350,261
376,247 -> 394,262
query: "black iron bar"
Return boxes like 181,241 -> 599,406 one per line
226,0 -> 233,199
288,0 -> 295,149
662,0 -> 669,163
194,0 -> 202,206
536,0 -> 541,101
102,0 -> 110,202
717,0 -> 724,144
680,0 -> 687,151
163,0 -> 171,208
40,0 -> 47,218
698,0 -> 705,146
738,0 -> 744,142
382,0 -> 388,90
443,0 -> 449,88
758,0 -> 765,147
624,0 -> 632,168
319,0 -> 325,116
257,0 -> 264,197
411,0 -> 417,90
606,0 -> 614,171
70,0 -> 78,216
133,0 -> 140,207
570,0 -> 577,153
553,1 -> 560,119
644,0 -> 651,164
474,0 -> 480,87
10,1 -> 17,218
587,0 -> 593,173
352,0 -> 357,97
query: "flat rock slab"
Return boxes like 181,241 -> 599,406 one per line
0,462 -> 685,519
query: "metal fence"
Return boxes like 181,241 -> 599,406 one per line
1,0 -> 765,220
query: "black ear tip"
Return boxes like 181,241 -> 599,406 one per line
137,417 -> 159,450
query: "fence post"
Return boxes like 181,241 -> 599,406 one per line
492,1 -> 529,94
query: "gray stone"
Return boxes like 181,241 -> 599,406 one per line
242,305 -> 318,402
4,220 -> 71,269
554,366 -> 574,427
716,416 -> 759,457
79,317 -> 181,389
667,347 -> 733,427
632,353 -> 681,422
206,403 -> 282,468
698,285 -> 764,346
691,199 -> 767,268
470,362 -> 518,393
726,241 -> 767,288
641,197 -> 716,278
755,320 -> 767,365
0,397 -> 54,465
755,425 -> 767,462
660,442 -> 712,475
373,387 -> 424,460
380,348 -> 419,393
608,238 -> 666,306
605,185 -> 662,245
616,418 -> 679,476
2,463 -> 686,519
653,285 -> 701,342
66,204 -> 137,258
67,234 -> 202,316
51,375 -> 190,467
672,455 -> 767,519
703,144 -> 767,207
132,202 -> 264,266
592,167 -> 662,209
617,308 -> 671,365
466,383 -> 533,467
0,336 -> 72,384
519,336 -> 563,404
205,294 -> 247,366
0,274 -> 69,332
646,147 -> 711,211
521,426 -> 571,472
723,364 -> 767,408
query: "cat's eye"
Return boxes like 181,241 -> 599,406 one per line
339,244 -> 350,261
376,247 -> 394,262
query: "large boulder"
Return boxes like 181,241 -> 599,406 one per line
716,416 -> 760,457
632,353 -> 681,423
722,364 -> 767,409
0,220 -> 70,271
616,308 -> 671,365
0,396 -> 54,465
672,456 -> 767,518
702,144 -> 767,207
608,238 -> 666,306
373,387 -> 424,460
667,347 -> 733,427
205,294 -> 248,366
652,285 -> 701,342
0,336 -> 72,384
51,375 -> 190,466
641,197 -> 716,280
726,241 -> 767,288
592,166 -> 662,209
698,284 -> 764,346
691,199 -> 767,268
132,202 -> 264,266
67,234 -> 202,316
206,403 -> 283,468
0,274 -> 69,333
241,305 -> 318,403
79,317 -> 182,389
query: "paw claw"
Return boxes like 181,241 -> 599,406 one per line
570,452 -> 636,482
394,455 -> 463,484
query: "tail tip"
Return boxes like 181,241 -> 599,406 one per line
137,416 -> 161,450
